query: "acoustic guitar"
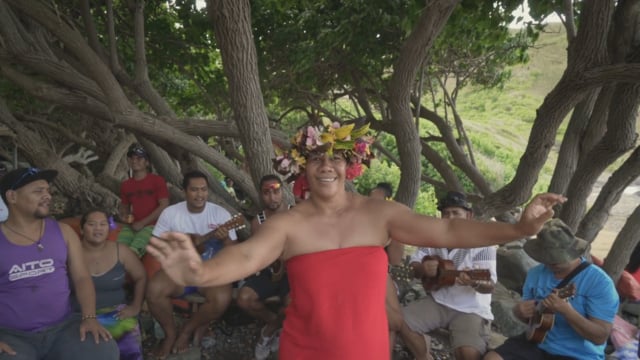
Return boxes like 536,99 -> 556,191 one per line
421,255 -> 491,292
190,214 -> 246,260
526,283 -> 576,344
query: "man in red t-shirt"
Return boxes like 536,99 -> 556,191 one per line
117,144 -> 169,257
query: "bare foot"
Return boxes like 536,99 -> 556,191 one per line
152,331 -> 176,360
172,331 -> 192,354
421,334 -> 434,360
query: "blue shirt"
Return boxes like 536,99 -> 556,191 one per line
523,259 -> 619,359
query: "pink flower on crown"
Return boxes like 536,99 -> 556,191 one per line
354,141 -> 368,155
273,120 -> 374,180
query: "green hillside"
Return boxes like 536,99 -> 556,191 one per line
455,23 -> 568,194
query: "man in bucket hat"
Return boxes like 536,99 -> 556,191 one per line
484,219 -> 619,360
0,167 -> 118,359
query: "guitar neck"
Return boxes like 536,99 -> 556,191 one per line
193,214 -> 244,247
442,269 -> 489,280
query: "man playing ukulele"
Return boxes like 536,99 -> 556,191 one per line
236,175 -> 292,360
399,191 -> 496,360
484,219 -> 618,360
146,170 -> 239,358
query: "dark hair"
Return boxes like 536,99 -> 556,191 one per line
260,174 -> 282,188
182,170 -> 209,189
372,182 -> 393,198
80,208 -> 109,228
437,191 -> 472,212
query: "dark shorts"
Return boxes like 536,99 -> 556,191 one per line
492,334 -> 577,360
182,239 -> 226,296
0,314 -> 119,360
241,270 -> 289,301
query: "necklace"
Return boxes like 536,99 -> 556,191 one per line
3,221 -> 45,251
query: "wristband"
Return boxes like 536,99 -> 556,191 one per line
82,314 -> 97,321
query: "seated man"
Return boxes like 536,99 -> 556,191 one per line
484,219 -> 619,360
117,143 -> 169,257
0,167 -> 118,359
400,191 -> 496,360
236,175 -> 291,360
146,170 -> 238,358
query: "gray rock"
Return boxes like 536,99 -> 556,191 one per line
497,241 -> 539,294
491,283 -> 527,337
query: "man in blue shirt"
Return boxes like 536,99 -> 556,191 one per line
484,219 -> 619,360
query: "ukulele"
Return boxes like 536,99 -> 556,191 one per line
420,255 -> 491,292
526,283 -> 576,344
190,214 -> 246,260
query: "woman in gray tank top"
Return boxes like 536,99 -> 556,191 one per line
80,210 -> 147,360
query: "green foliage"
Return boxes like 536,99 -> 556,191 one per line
430,1 -> 537,90
452,26 -> 569,193
354,159 -> 438,215
354,159 -> 402,196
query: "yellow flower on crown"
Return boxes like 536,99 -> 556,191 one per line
273,119 -> 374,180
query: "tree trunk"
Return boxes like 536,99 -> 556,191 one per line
4,0 -> 259,204
577,146 -> 640,243
389,0 -> 459,207
0,98 -> 119,214
207,0 -> 276,190
560,83 -> 639,229
482,0 -> 615,217
548,89 -> 599,195
602,204 -> 640,283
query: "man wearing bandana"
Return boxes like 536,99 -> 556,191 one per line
237,174 -> 291,360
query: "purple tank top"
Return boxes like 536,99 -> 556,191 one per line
0,218 -> 71,331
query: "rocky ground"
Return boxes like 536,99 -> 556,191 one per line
139,175 -> 640,360
138,285 -> 462,360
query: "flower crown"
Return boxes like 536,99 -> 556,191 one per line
274,119 -> 374,180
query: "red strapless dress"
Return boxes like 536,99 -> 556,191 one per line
279,246 -> 389,360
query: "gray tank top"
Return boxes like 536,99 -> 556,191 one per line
92,244 -> 127,309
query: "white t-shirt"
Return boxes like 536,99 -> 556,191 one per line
411,246 -> 497,320
0,197 -> 7,222
153,201 -> 237,241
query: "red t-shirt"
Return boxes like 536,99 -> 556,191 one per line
120,173 -> 169,223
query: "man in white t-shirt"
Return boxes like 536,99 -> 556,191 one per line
146,170 -> 238,358
399,191 -> 497,360
0,163 -> 8,221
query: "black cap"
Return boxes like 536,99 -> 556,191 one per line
437,191 -> 472,212
0,167 -> 58,202
127,143 -> 149,160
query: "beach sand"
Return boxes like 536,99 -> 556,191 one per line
587,174 -> 640,260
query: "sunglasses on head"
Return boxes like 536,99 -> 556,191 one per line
11,167 -> 41,190
262,183 -> 281,191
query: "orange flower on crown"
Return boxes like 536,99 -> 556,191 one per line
273,119 -> 374,180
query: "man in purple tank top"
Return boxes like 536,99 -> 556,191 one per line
0,167 -> 118,360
